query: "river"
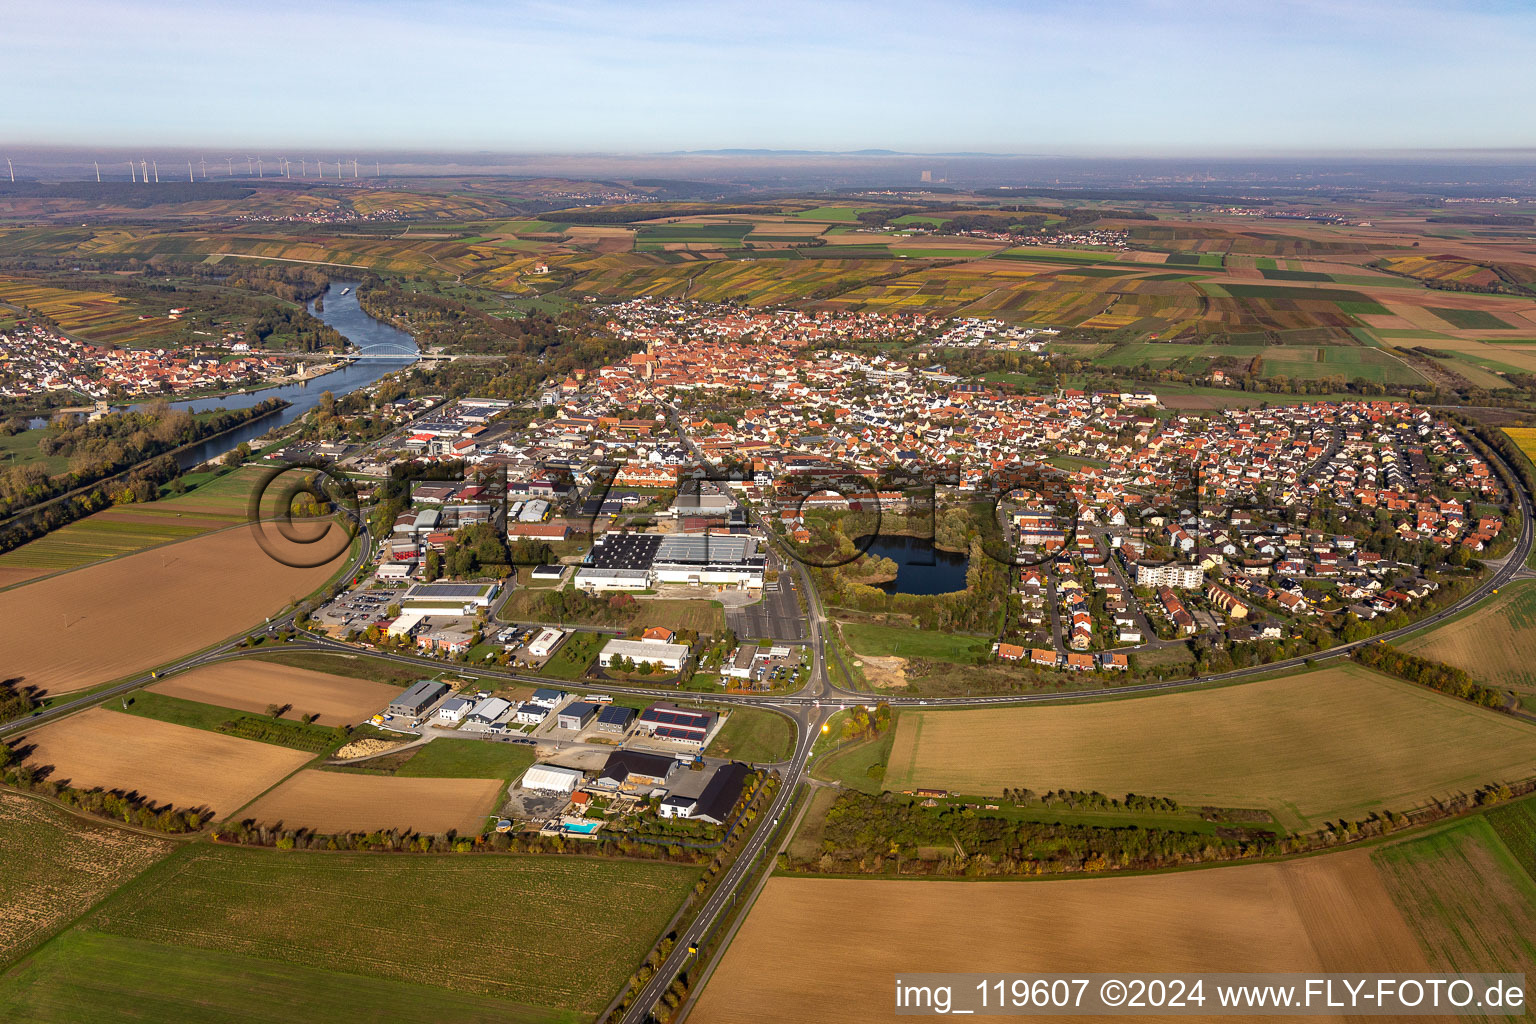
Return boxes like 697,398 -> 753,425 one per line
155,281 -> 419,467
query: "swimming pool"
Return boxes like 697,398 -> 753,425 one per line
563,821 -> 601,835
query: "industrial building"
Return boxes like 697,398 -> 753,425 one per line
465,697 -> 512,727
595,705 -> 636,734
437,696 -> 474,723
596,750 -> 677,792
557,701 -> 602,731
598,637 -> 690,673
527,628 -> 566,659
387,680 -> 449,717
635,703 -> 718,747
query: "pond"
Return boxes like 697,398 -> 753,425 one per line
853,534 -> 970,595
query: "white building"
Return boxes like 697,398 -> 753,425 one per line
513,702 -> 550,726
527,628 -> 566,659
599,638 -> 690,673
464,697 -> 511,727
1135,562 -> 1205,589
437,697 -> 474,723
521,764 -> 584,794
574,567 -> 652,592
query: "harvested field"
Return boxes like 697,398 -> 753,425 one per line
16,708 -> 312,817
882,665 -> 1536,831
148,661 -> 400,726
238,769 -> 503,833
0,793 -> 174,964
1400,580 -> 1536,692
691,853 -> 1425,1024
0,522 -> 350,696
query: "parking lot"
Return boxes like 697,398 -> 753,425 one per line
728,573 -> 807,641
312,587 -> 401,631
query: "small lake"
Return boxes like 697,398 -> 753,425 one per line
854,534 -> 970,595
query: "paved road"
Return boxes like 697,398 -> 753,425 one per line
5,426 -> 1532,1024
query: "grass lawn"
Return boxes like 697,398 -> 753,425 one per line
840,621 -> 990,664
814,718 -> 899,794
0,427 -> 70,475
704,708 -> 795,764
539,631 -> 604,680
395,737 -> 536,782
81,845 -> 700,1016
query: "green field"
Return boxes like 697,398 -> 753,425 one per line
792,207 -> 873,223
1373,816 -> 1536,995
704,708 -> 796,764
80,845 -> 699,1016
393,737 -> 536,781
0,466 -> 267,578
840,622 -> 991,664
1430,307 -> 1515,330
0,426 -> 71,476
0,930 -> 568,1024
1486,797 -> 1536,882
117,690 -> 338,752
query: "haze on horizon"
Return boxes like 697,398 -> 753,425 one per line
6,0 -> 1535,155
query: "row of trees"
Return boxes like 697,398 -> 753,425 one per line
1354,644 -> 1506,709
0,741 -> 207,833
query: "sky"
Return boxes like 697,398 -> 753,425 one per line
6,0 -> 1535,154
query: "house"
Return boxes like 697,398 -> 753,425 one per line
996,642 -> 1025,661
1207,584 -> 1250,620
641,625 -> 678,644
1097,652 -> 1129,671
387,680 -> 449,717
529,687 -> 567,709
437,696 -> 474,723
557,701 -> 601,731
513,702 -> 550,726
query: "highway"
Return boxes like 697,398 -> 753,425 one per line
2,431 -> 1531,1024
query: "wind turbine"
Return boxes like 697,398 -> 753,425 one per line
140,159 -> 148,184
300,158 -> 307,177
227,157 -> 233,176
5,158 -> 12,184
352,158 -> 358,178
94,160 -> 100,183
152,160 -> 159,183
283,157 -> 290,178
375,160 -> 380,177
187,161 -> 194,183
200,157 -> 207,179
336,158 -> 342,180
129,160 -> 137,183
246,156 -> 252,175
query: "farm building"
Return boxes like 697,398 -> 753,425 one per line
635,703 -> 717,747
598,638 -> 690,673
557,701 -> 601,731
595,705 -> 636,734
388,680 -> 449,717
437,696 -> 474,723
527,628 -> 567,659
521,764 -> 584,794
